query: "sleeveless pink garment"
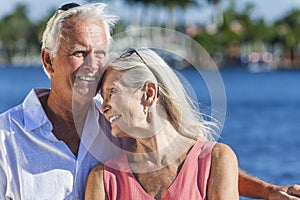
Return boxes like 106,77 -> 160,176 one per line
104,141 -> 214,200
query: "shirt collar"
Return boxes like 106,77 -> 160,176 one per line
77,102 -> 100,164
23,88 -> 52,132
23,88 -> 102,134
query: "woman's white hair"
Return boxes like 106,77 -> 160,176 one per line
107,48 -> 220,142
41,3 -> 118,56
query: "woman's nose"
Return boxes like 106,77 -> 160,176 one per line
100,101 -> 111,115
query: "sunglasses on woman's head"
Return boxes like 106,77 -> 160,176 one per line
119,48 -> 150,68
119,48 -> 159,97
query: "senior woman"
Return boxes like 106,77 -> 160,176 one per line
85,48 -> 239,200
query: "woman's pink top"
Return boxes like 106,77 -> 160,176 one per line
104,141 -> 214,200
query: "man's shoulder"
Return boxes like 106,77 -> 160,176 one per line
0,104 -> 24,125
0,104 -> 24,139
1,88 -> 49,128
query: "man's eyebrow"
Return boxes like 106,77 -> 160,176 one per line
95,45 -> 108,52
65,43 -> 87,51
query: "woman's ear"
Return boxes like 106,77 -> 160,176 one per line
41,49 -> 54,74
144,81 -> 158,107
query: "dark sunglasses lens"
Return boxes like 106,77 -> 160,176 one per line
120,48 -> 136,58
59,3 -> 80,11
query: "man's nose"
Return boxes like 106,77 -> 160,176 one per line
84,51 -> 103,71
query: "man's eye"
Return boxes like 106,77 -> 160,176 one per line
72,51 -> 87,57
95,51 -> 106,59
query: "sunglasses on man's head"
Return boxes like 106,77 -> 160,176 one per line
58,2 -> 80,11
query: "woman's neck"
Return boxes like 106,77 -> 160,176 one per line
129,121 -> 196,168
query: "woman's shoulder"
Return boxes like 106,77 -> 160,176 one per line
211,142 -> 237,165
207,142 -> 239,199
85,163 -> 108,200
86,163 -> 105,189
89,163 -> 105,176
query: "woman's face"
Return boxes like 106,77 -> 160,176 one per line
100,68 -> 149,138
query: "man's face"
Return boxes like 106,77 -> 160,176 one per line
50,18 -> 108,104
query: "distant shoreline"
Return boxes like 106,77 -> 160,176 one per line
0,63 -> 43,68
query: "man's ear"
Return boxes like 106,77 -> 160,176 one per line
143,81 -> 158,107
41,49 -> 54,74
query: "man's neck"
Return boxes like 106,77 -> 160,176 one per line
39,91 -> 91,157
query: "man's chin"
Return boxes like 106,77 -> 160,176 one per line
73,87 -> 96,103
111,129 -> 128,138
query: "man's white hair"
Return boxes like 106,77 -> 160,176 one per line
41,3 -> 119,56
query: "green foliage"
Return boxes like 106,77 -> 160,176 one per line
192,1 -> 300,67
1,0 -> 300,68
0,4 -> 40,63
125,0 -> 197,8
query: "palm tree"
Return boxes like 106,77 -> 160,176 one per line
206,0 -> 222,26
273,9 -> 300,68
158,0 -> 198,29
122,0 -> 152,26
123,0 -> 197,29
0,4 -> 38,63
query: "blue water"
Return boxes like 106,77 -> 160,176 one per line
180,67 -> 300,199
0,66 -> 50,111
0,66 -> 300,198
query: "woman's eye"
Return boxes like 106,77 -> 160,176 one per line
109,88 -> 117,96
101,88 -> 118,101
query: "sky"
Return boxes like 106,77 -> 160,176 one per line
1,0 -> 300,25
